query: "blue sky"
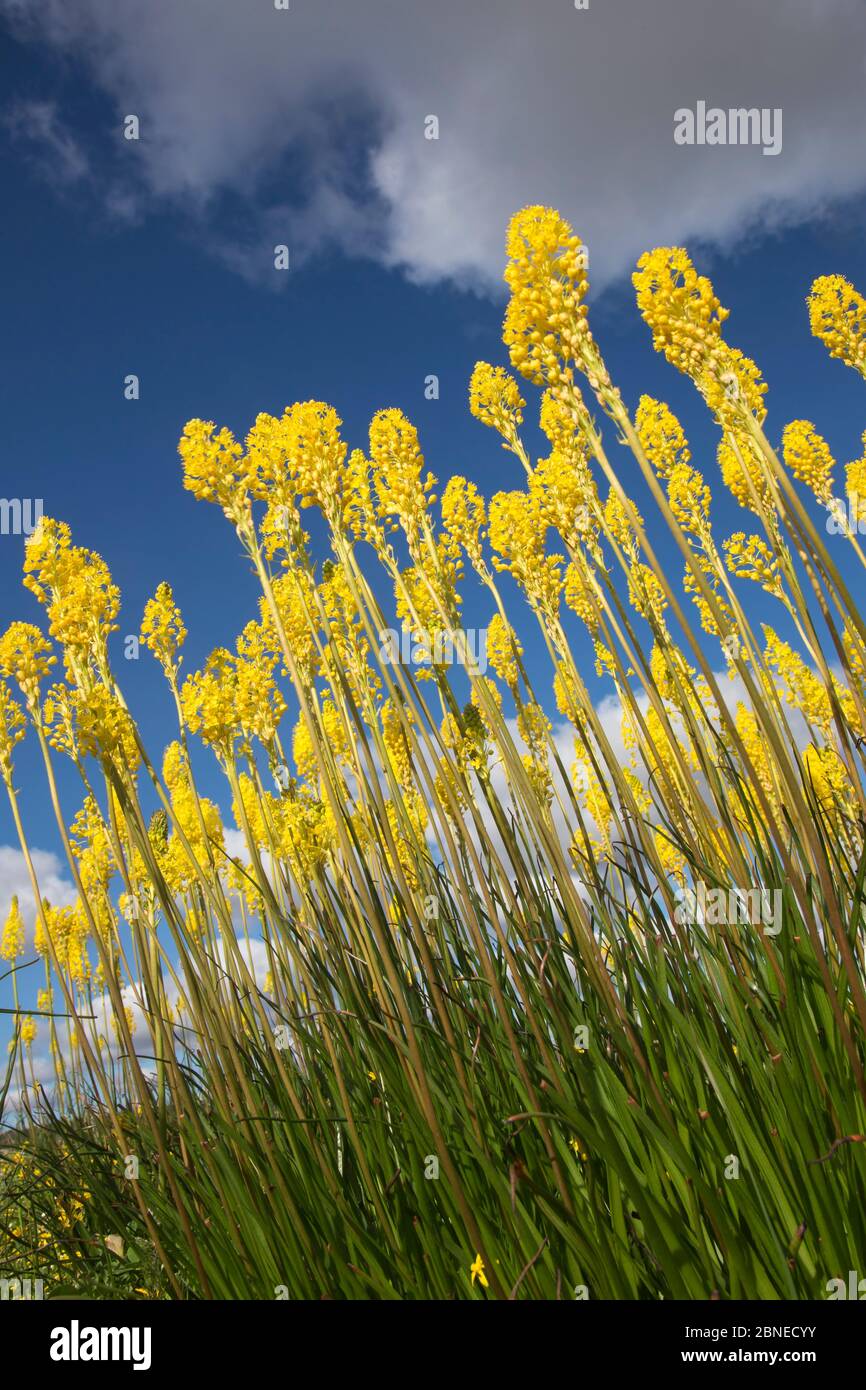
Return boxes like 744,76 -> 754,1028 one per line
2,1 -> 866,1030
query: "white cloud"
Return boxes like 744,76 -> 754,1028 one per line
0,844 -> 77,950
2,0 -> 866,289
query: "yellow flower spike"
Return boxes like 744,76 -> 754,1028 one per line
180,650 -> 239,756
486,614 -> 522,692
280,400 -> 349,525
782,420 -> 835,507
381,698 -> 415,791
502,206 -> 592,389
241,411 -> 291,502
369,408 -> 435,555
539,386 -> 594,455
22,519 -> 121,679
342,447 -> 384,549
844,429 -> 866,526
488,489 -> 563,617
603,489 -> 643,555
72,686 -> 141,772
292,712 -> 318,786
33,899 -> 55,957
808,274 -> 866,378
469,1253 -> 489,1288
441,476 -> 487,571
562,556 -> 600,635
635,396 -> 691,480
179,418 -> 247,520
141,582 -> 187,680
718,434 -> 769,512
469,361 -> 525,442
700,345 -> 768,426
0,680 -> 26,781
633,246 -> 729,383
180,629 -> 285,758
20,1016 -> 37,1048
1,896 -> 25,962
764,628 -> 833,738
572,740 -> 614,854
552,661 -> 580,723
666,462 -> 712,540
634,252 -> 767,426
262,570 -> 321,686
0,622 -> 55,709
803,742 -> 850,813
724,532 -> 783,599
627,562 -> 668,629
530,448 -> 598,549
22,515 -> 73,604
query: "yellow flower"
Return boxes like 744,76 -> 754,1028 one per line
281,400 -> 349,524
808,274 -> 866,378
782,420 -> 835,506
666,462 -> 712,539
764,628 -> 834,738
0,623 -> 55,708
23,520 -> 120,677
486,614 -> 522,692
489,490 -> 563,616
718,434 -> 768,511
845,430 -> 866,525
441,476 -> 487,571
502,206 -> 592,389
141,582 -> 187,680
803,742 -> 850,814
469,361 -> 525,441
635,396 -> 691,479
734,704 -> 779,815
699,345 -> 767,426
530,447 -> 598,549
724,533 -> 783,599
470,1253 -> 489,1288
179,419 -> 245,514
633,246 -> 728,383
381,698 -> 415,791
628,563 -> 668,628
342,448 -> 384,549
369,408 -> 436,555
539,386 -> 594,455
563,556 -> 600,634
73,686 -> 141,771
0,680 -> 26,781
634,254 -> 766,426
1,896 -> 25,962
263,571 -> 320,686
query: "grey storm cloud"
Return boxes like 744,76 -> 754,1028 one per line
3,0 -> 866,289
